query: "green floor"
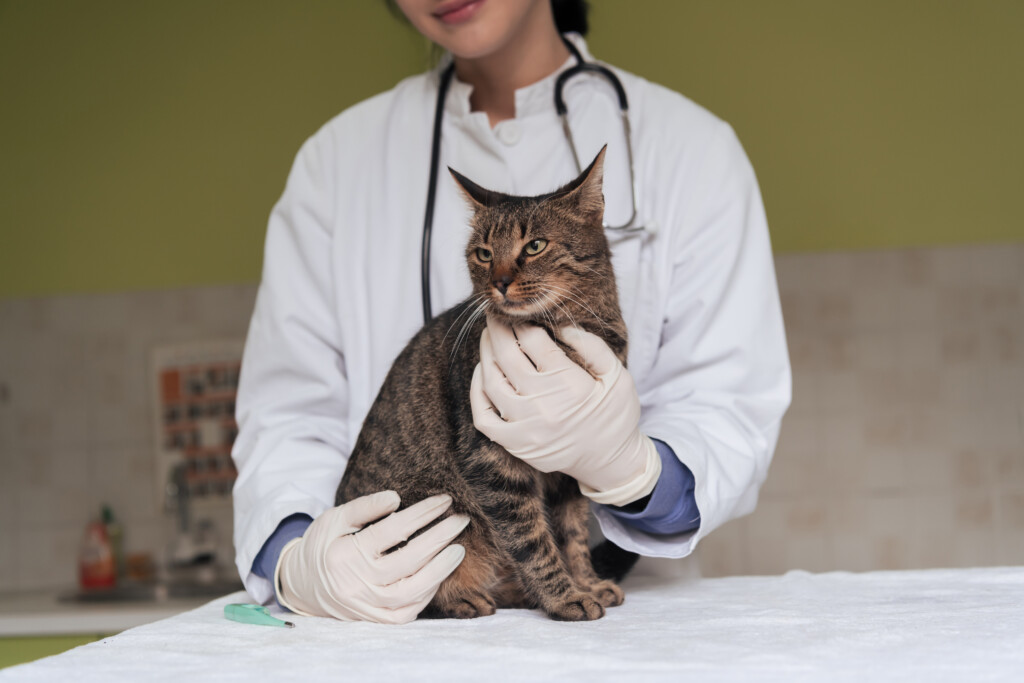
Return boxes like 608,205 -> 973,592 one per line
0,635 -> 113,669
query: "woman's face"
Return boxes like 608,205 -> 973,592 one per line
393,0 -> 554,60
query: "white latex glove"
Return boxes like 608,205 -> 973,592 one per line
275,491 -> 469,624
470,320 -> 662,507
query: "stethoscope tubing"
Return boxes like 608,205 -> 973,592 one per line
420,62 -> 456,326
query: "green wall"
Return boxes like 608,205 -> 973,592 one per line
1,1 -> 1022,298
0,635 -> 111,669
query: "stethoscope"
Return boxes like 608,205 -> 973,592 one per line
420,37 -> 642,324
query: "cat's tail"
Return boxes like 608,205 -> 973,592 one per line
589,540 -> 640,583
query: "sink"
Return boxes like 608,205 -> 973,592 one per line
60,579 -> 244,603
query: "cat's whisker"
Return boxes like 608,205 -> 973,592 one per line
566,284 -> 611,327
539,288 -> 583,340
442,294 -> 487,352
538,288 -> 594,366
519,292 -> 547,325
442,292 -> 488,347
541,293 -> 570,335
462,299 -> 490,350
449,316 -> 480,373
545,290 -> 582,335
449,298 -> 489,372
536,288 -> 564,322
553,290 -> 608,332
535,293 -> 559,336
543,283 -> 609,331
449,306 -> 476,364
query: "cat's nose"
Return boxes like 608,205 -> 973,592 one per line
492,275 -> 513,295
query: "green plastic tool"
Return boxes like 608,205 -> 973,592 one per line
224,603 -> 295,628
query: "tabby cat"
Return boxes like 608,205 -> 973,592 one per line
336,146 -> 636,621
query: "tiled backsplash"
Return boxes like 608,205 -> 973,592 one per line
1,244 -> 1022,591
0,285 -> 256,591
700,243 -> 1024,575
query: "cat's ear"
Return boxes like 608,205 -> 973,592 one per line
449,168 -> 502,210
556,145 -> 606,222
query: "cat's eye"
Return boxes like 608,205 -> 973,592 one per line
524,239 -> 548,256
476,247 -> 493,262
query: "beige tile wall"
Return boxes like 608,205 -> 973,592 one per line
0,286 -> 255,591
0,243 -> 1021,591
699,243 -> 1024,576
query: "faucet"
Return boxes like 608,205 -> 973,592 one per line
166,462 -> 190,535
165,463 -> 218,571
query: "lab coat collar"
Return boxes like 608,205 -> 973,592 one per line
440,33 -> 595,121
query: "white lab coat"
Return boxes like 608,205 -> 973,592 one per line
232,35 -> 791,603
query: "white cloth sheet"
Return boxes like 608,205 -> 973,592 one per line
4,567 -> 1023,682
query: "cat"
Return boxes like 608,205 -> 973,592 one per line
336,146 -> 638,621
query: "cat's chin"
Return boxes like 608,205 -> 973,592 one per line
492,308 -> 539,322
488,302 -> 563,328
499,305 -> 537,318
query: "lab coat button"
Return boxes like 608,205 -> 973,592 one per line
496,122 -> 522,146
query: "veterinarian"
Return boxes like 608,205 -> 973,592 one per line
232,0 -> 791,623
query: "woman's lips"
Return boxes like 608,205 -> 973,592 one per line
433,0 -> 485,25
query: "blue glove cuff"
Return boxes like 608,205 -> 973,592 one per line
603,438 -> 701,535
252,513 -> 313,582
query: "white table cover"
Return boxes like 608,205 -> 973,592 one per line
4,567 -> 1023,682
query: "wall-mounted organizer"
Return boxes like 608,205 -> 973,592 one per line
150,340 -> 244,509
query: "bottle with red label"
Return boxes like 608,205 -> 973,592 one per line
78,518 -> 116,590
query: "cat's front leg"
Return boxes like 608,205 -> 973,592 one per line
475,447 -> 606,621
546,475 -> 625,608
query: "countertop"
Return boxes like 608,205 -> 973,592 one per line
6,567 -> 1024,682
0,589 -> 222,637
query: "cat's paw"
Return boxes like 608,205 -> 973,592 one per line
434,592 -> 497,619
546,593 -> 605,621
587,580 -> 624,608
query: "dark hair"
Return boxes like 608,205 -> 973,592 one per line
552,0 -> 589,36
383,1 -> 590,37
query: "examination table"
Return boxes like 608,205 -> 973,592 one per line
3,566 -> 1022,681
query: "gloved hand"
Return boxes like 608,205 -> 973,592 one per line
275,491 -> 469,624
470,319 -> 662,507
